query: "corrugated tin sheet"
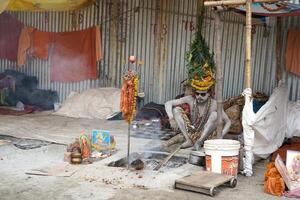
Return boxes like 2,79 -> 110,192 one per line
0,0 -> 299,104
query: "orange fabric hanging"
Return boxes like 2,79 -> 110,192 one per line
264,162 -> 285,196
17,26 -> 34,66
17,26 -> 102,82
31,30 -> 52,60
50,27 -> 99,82
18,28 -> 51,65
285,29 -> 300,76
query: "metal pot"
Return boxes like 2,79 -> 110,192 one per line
189,150 -> 206,166
71,152 -> 82,164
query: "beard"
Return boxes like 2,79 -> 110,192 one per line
195,93 -> 209,104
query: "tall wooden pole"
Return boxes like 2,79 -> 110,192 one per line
214,10 -> 223,138
276,17 -> 282,83
245,0 -> 252,89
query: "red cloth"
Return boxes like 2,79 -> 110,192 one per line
0,13 -> 23,61
285,29 -> 300,76
50,27 -> 99,82
31,30 -> 52,60
18,28 -> 51,65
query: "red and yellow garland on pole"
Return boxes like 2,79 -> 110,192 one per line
120,71 -> 138,123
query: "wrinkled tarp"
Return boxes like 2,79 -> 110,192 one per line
242,82 -> 300,176
287,101 -> 300,138
2,0 -> 92,12
251,84 -> 288,158
54,87 -> 121,119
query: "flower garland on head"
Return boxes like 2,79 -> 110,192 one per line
185,1 -> 215,92
120,71 -> 139,123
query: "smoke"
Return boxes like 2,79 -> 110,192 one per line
132,118 -> 165,140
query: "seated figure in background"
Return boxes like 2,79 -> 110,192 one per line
164,86 -> 231,150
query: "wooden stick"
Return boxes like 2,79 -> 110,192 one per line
275,17 -> 282,83
214,11 -> 223,138
245,0 -> 252,89
205,0 -> 246,6
154,145 -> 181,171
204,0 -> 281,7
127,122 -> 131,169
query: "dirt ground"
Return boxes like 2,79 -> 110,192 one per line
0,142 -> 293,200
0,113 -> 296,200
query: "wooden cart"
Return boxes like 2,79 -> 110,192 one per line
175,171 -> 237,196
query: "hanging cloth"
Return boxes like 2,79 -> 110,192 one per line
18,27 -> 34,66
6,0 -> 92,11
50,26 -> 101,82
285,29 -> 300,76
0,12 -> 23,61
18,28 -> 52,66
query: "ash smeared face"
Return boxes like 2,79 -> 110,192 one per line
195,91 -> 209,104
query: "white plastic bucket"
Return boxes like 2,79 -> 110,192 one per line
204,139 -> 240,177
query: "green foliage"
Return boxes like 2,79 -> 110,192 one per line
185,3 -> 216,80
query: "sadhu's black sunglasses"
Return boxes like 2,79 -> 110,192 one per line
195,92 -> 207,97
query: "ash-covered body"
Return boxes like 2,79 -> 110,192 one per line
165,91 -> 231,150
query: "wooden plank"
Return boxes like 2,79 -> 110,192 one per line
175,182 -> 211,195
175,171 -> 233,189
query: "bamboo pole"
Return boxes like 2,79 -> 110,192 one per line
214,10 -> 223,138
127,122 -> 131,169
204,0 -> 280,7
276,17 -> 282,83
245,0 -> 252,89
205,0 -> 246,6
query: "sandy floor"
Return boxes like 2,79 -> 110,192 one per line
0,113 -> 295,200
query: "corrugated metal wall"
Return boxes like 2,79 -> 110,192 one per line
0,0 -> 299,104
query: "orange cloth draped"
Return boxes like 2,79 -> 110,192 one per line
285,29 -> 300,76
264,162 -> 285,196
18,26 -> 34,66
32,30 -> 52,60
18,28 -> 51,65
50,27 -> 101,82
17,26 -> 102,82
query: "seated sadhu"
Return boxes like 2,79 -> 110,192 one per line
164,75 -> 231,150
